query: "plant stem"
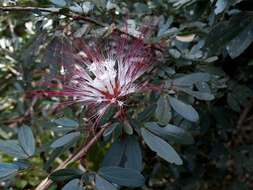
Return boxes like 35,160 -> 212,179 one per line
0,6 -> 163,51
35,124 -> 109,190
0,6 -> 131,37
0,6 -> 106,27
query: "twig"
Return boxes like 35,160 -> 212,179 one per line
0,6 -> 106,28
35,123 -> 109,190
0,6 -> 163,51
0,7 -> 127,37
0,6 -> 60,13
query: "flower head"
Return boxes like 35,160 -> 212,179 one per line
34,29 -> 154,121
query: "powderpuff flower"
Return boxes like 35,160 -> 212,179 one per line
34,29 -> 156,121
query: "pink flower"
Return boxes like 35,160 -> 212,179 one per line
34,30 -> 154,121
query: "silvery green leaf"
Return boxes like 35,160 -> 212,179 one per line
145,122 -> 194,145
99,167 -> 145,187
169,0 -> 195,8
106,1 -> 119,11
215,0 -> 228,14
51,132 -> 80,148
102,140 -> 126,167
93,0 -> 106,9
141,128 -> 183,165
195,82 -> 211,93
206,14 -> 253,56
125,136 -> 142,171
134,3 -> 151,14
158,16 -> 174,37
178,88 -> 215,101
169,49 -> 181,58
18,125 -> 35,156
50,0 -> 66,7
54,118 -> 79,127
226,22 -> 253,58
204,56 -> 219,63
0,140 -> 28,159
62,179 -> 83,190
0,163 -> 19,179
155,95 -> 172,125
96,175 -> 117,190
173,73 -> 210,87
169,97 -> 199,122
70,2 -> 94,14
103,123 -> 118,138
13,160 -> 30,170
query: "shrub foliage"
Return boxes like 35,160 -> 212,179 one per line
0,0 -> 253,189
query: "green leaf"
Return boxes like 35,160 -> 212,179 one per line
102,136 -> 142,171
141,128 -> 183,165
99,167 -> 145,187
50,0 -> 66,7
102,140 -> 126,167
215,0 -> 228,14
134,3 -> 151,14
13,160 -> 30,170
125,136 -> 142,171
179,88 -> 214,101
62,179 -> 83,190
169,97 -> 199,122
70,2 -> 94,14
169,0 -> 193,8
44,144 -> 73,171
92,0 -> 106,9
51,132 -> 80,148
206,13 -> 253,57
96,175 -> 117,190
157,16 -> 174,38
106,1 -> 119,11
54,118 -> 79,127
226,22 -> 253,58
169,49 -> 181,58
195,82 -> 211,93
50,169 -> 84,182
0,140 -> 28,159
155,95 -> 172,125
0,163 -> 19,180
123,121 -> 133,135
145,122 -> 194,145
18,125 -> 35,157
103,123 -> 118,138
137,104 -> 156,122
173,73 -> 210,87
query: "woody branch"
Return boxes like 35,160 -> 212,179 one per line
35,123 -> 109,190
0,6 -> 163,51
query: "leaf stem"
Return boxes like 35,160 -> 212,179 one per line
35,123 -> 109,190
